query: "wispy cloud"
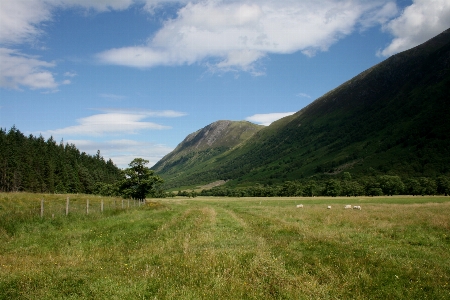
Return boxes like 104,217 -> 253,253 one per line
297,93 -> 312,99
0,0 -> 51,45
98,0 -> 398,73
44,109 -> 186,137
64,71 -> 77,77
378,0 -> 450,56
99,108 -> 187,118
246,112 -> 296,126
0,0 -> 135,91
0,48 -> 58,90
68,139 -> 173,168
99,93 -> 127,100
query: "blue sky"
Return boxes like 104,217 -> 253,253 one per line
1,0 -> 449,168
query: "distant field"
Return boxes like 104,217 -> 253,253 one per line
1,193 -> 450,299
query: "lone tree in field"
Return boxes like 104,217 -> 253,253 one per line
119,158 -> 163,201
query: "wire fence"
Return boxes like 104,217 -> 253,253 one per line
0,194 -> 145,220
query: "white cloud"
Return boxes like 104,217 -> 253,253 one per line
0,48 -> 59,90
379,0 -> 450,56
0,0 -> 51,45
64,71 -> 77,77
0,0 -> 135,45
45,112 -> 170,136
246,112 -> 296,126
359,2 -> 398,30
98,0 -> 398,73
68,139 -> 173,168
43,109 -> 186,136
0,0 -> 135,91
297,93 -> 312,99
51,0 -> 135,11
100,108 -> 187,118
100,93 -> 128,100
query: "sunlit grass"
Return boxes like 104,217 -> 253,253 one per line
1,193 -> 450,299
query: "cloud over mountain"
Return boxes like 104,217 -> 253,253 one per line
379,0 -> 450,56
246,112 -> 295,126
2,0 -> 449,87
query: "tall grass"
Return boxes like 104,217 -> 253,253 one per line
1,194 -> 449,299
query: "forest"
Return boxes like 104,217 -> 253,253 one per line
197,173 -> 450,198
0,126 -> 122,194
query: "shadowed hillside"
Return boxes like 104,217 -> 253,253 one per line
154,29 -> 450,189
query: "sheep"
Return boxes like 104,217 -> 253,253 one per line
344,205 -> 352,209
327,206 -> 331,209
353,205 -> 362,210
296,204 -> 304,208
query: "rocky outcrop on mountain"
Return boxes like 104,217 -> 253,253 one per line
152,120 -> 263,174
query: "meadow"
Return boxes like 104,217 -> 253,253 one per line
1,193 -> 449,299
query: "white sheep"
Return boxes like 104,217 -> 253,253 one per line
296,204 -> 304,208
344,205 -> 352,209
327,206 -> 331,209
353,205 -> 362,210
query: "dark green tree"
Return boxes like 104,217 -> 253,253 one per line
304,180 -> 317,197
119,158 -> 163,200
378,175 -> 404,196
341,181 -> 364,196
437,176 -> 450,196
404,178 -> 421,196
418,177 -> 437,195
324,179 -> 341,197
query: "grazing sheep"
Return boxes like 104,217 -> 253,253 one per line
353,205 -> 362,210
327,206 -> 331,209
344,205 -> 352,209
296,204 -> 304,208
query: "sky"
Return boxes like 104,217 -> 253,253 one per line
1,0 -> 449,169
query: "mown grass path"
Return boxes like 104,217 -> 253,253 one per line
1,194 -> 450,299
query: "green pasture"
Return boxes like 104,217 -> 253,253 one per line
1,193 -> 450,299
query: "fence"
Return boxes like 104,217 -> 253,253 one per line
40,197 -> 148,218
0,195 -> 146,220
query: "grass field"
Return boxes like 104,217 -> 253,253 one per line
1,193 -> 450,299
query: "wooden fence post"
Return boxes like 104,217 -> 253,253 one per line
66,197 -> 69,216
86,199 -> 89,215
41,199 -> 44,218
122,199 -> 124,209
101,199 -> 104,213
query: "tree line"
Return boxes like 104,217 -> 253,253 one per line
0,126 -> 122,193
1,127 -> 165,200
199,173 -> 450,197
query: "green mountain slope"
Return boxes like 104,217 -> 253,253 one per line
155,29 -> 450,189
152,120 -> 263,185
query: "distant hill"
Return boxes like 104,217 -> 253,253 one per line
152,120 -> 263,185
153,28 -> 450,189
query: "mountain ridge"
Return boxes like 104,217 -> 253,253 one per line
153,28 -> 450,189
152,120 -> 263,177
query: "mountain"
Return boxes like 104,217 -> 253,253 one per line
152,120 -> 263,185
153,29 -> 450,189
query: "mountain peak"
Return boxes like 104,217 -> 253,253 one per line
152,120 -> 263,174
153,28 -> 450,189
